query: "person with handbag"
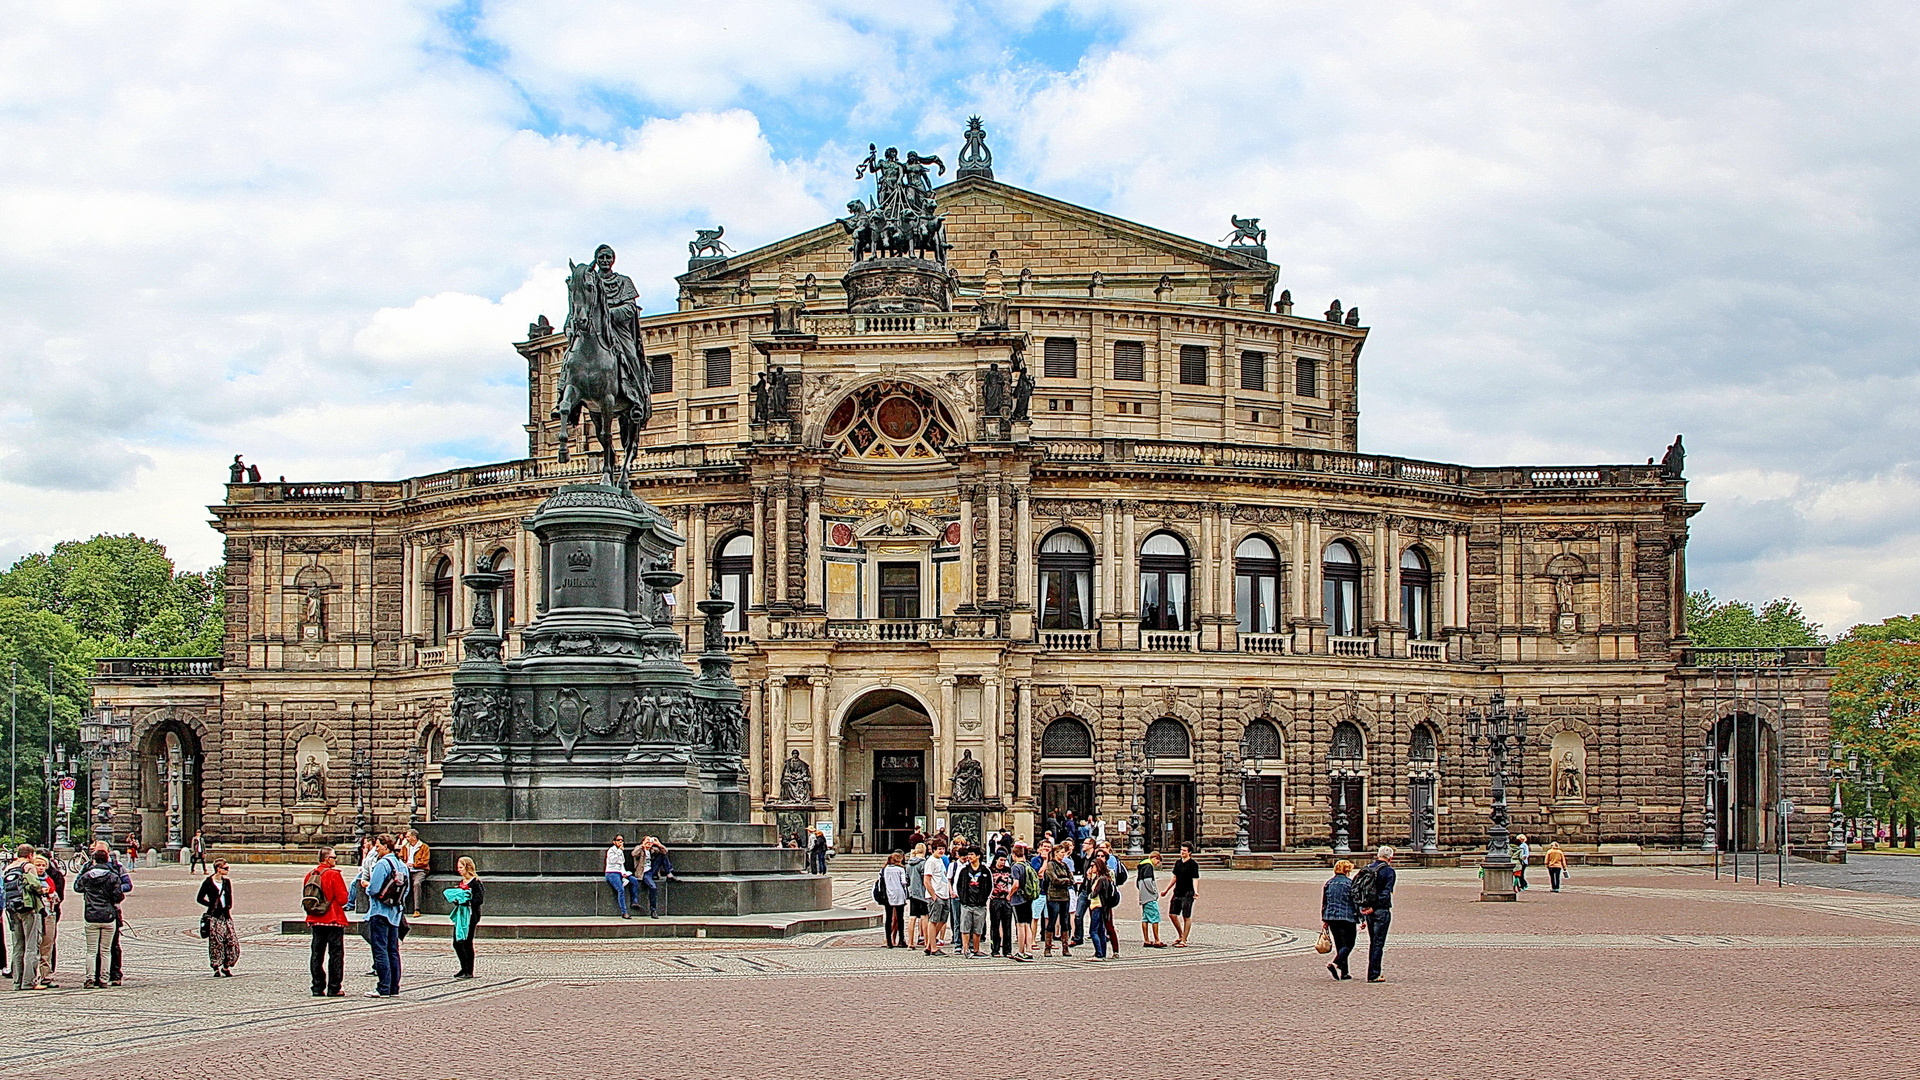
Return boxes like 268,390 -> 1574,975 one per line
444,857 -> 484,978
1320,859 -> 1359,981
879,850 -> 910,947
1545,841 -> 1567,892
195,859 -> 238,977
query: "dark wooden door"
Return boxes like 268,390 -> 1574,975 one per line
1332,778 -> 1365,850
1248,778 -> 1283,851
1147,779 -> 1196,850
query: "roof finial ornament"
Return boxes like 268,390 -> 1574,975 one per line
1223,215 -> 1268,261
957,116 -> 994,180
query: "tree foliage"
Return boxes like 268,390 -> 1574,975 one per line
1830,622 -> 1920,830
1685,590 -> 1824,647
0,534 -> 223,845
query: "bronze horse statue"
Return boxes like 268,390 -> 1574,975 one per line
554,258 -> 649,485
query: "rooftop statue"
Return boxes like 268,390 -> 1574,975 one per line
689,226 -> 733,261
956,116 -> 993,180
852,143 -> 949,264
1223,215 -> 1267,248
1660,435 -> 1685,480
555,244 -> 651,485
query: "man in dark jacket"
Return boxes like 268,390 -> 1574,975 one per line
89,842 -> 132,985
955,849 -> 992,959
1359,846 -> 1398,983
75,850 -> 125,988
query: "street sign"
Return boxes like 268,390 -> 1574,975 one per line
60,776 -> 77,791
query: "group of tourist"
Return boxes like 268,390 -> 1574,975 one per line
874,833 -> 1200,962
1318,846 -> 1398,982
295,830 -> 484,999
602,834 -> 675,919
3,841 -> 132,990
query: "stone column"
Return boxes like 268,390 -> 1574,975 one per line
1384,516 -> 1402,624
959,486 -> 976,609
1218,505 -> 1235,641
690,505 -> 709,616
1290,515 -> 1308,621
1121,501 -> 1138,646
984,676 -> 1002,800
769,675 -> 787,794
1198,506 -> 1215,623
1372,517 -> 1389,626
747,679 -> 765,807
1098,500 -> 1116,622
1016,680 -> 1033,803
401,540 -> 417,638
809,674 -> 830,802
804,485 -> 823,610
938,675 -> 958,801
750,491 -> 766,610
1441,527 -> 1460,629
1014,485 -> 1033,610
986,483 -> 1002,605
774,483 -> 791,606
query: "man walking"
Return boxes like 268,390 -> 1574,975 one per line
364,834 -> 407,997
303,846 -> 350,997
1163,843 -> 1200,947
3,845 -> 46,990
188,829 -> 208,873
1359,845 -> 1398,983
74,848 -> 124,989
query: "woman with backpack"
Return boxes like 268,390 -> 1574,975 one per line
879,850 -> 910,947
444,856 -> 484,978
1321,859 -> 1359,981
196,858 -> 237,977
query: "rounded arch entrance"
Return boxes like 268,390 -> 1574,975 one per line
836,687 -> 936,855
134,712 -> 205,854
1707,711 -> 1779,852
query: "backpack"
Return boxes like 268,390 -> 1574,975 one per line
301,870 -> 329,916
1349,864 -> 1380,908
1018,862 -> 1041,902
1114,861 -> 1128,887
2,863 -> 29,913
872,872 -> 888,906
373,856 -> 409,907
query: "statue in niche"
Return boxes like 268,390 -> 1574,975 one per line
780,749 -> 813,803
1553,573 -> 1574,616
750,372 -> 770,423
952,748 -> 985,805
1010,360 -> 1034,423
768,366 -> 792,420
982,362 -> 1006,419
296,754 -> 327,803
299,587 -> 325,643
1558,750 -> 1584,800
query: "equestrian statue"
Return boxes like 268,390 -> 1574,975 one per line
554,244 -> 651,486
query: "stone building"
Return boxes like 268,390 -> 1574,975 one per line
92,133 -> 1833,859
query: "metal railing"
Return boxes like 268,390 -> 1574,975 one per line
94,657 -> 223,678
1331,636 -> 1376,658
1680,646 -> 1828,668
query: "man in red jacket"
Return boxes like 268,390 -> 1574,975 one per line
303,847 -> 350,997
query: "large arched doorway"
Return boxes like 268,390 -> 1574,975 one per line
839,689 -> 935,855
1710,713 -> 1775,851
135,718 -> 203,854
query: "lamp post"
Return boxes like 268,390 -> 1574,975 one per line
1113,739 -> 1147,857
78,708 -> 132,851
1329,765 -> 1360,856
51,745 -> 71,851
1224,742 -> 1251,857
1466,692 -> 1528,902
349,748 -> 374,842
849,791 -> 865,854
1827,744 -> 1881,856
403,745 -> 425,830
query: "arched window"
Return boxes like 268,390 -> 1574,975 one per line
1400,547 -> 1431,641
714,533 -> 752,632
1410,724 -> 1438,764
430,557 -> 453,646
1139,532 -> 1190,632
1235,535 -> 1281,634
1330,721 -> 1364,761
1323,541 -> 1361,637
1244,718 -> 1282,762
1040,717 -> 1094,759
1038,530 -> 1093,630
1144,718 -> 1192,759
489,549 -> 515,631
821,381 -> 958,462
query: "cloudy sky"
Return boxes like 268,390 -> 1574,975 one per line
1,1 -> 1915,634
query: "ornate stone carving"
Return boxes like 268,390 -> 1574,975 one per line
951,749 -> 985,804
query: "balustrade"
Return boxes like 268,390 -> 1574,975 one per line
1330,636 -> 1376,658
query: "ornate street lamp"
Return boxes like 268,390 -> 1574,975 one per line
51,745 -> 71,850
1113,739 -> 1147,856
849,790 -> 865,854
1328,765 -> 1361,856
403,745 -> 425,830
78,708 -> 132,851
349,748 -> 374,841
1465,692 -> 1528,902
1827,744 -> 1882,856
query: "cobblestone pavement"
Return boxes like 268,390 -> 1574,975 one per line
11,863 -> 1920,1079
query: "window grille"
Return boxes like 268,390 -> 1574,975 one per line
649,354 -> 673,394
1144,718 -> 1192,759
1331,721 -> 1364,760
1179,345 -> 1207,386
1245,719 -> 1282,761
1113,341 -> 1145,381
1041,718 -> 1094,759
1044,337 -> 1078,379
704,347 -> 732,388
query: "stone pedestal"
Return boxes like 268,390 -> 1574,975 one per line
1479,861 -> 1517,901
420,483 -> 834,920
842,257 -> 951,313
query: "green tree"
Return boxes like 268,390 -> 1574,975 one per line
0,598 -> 91,847
1685,590 -> 1824,647
1830,626 -> 1920,845
0,534 -> 222,657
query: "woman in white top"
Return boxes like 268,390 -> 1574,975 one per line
604,836 -> 634,919
880,850 -> 911,948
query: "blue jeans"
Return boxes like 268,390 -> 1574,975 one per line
637,875 -> 659,916
1088,906 -> 1108,958
1365,909 -> 1391,980
368,915 -> 401,996
1073,890 -> 1088,942
606,873 -> 630,916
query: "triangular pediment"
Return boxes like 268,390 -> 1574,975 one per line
674,176 -> 1275,307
